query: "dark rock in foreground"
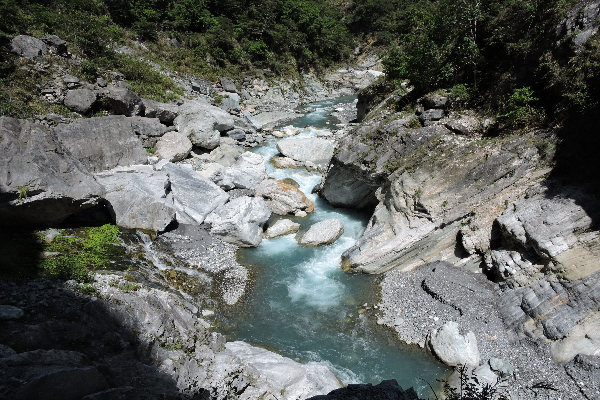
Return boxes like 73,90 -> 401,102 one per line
306,379 -> 421,400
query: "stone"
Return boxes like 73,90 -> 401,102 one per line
102,85 -> 145,117
155,131 -> 193,162
53,116 -> 148,172
63,74 -> 80,89
225,128 -> 246,141
271,156 -> 297,169
0,344 -> 16,358
94,165 -> 175,232
242,110 -> 262,131
299,219 -> 344,246
306,379 -> 418,400
63,89 -> 97,114
129,117 -> 167,148
489,357 -> 514,377
282,125 -> 300,136
204,196 -> 271,247
220,93 -> 240,112
550,311 -> 600,363
276,137 -> 334,165
197,141 -> 245,167
220,77 -> 237,93
142,99 -> 178,125
211,152 -> 267,191
0,117 -> 103,226
10,35 -> 47,59
255,179 -> 314,215
175,100 -> 234,149
485,250 -> 543,287
225,341 -> 341,399
40,34 -> 68,56
252,111 -> 299,130
429,321 -> 480,367
422,94 -> 449,109
0,305 -> 24,320
419,109 -> 445,124
265,219 -> 301,238
445,121 -> 471,135
13,367 -> 110,400
160,163 -> 229,225
196,162 -> 224,180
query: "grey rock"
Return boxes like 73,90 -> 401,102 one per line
53,116 -> 148,172
299,219 -> 344,246
225,341 -> 341,399
252,111 -> 299,130
161,163 -> 229,225
191,80 -> 210,95
485,250 -> 543,287
196,141 -> 245,167
211,152 -> 267,191
240,89 -> 251,100
220,77 -> 237,93
255,179 -> 314,215
14,367 -> 110,400
96,77 -> 107,87
40,34 -> 68,55
0,305 -> 24,320
445,120 -> 471,135
271,156 -> 297,169
102,85 -> 145,117
564,355 -> 600,400
63,74 -> 80,89
422,94 -> 449,109
10,35 -> 47,59
306,379 -> 419,400
556,0 -> 600,53
489,357 -> 514,377
142,98 -> 178,124
225,128 -> 246,141
419,109 -> 445,124
63,89 -> 97,114
220,93 -> 240,112
265,219 -> 301,238
175,101 -> 234,149
81,387 -> 138,400
242,110 -> 262,130
276,137 -> 334,165
129,116 -> 167,148
155,131 -> 193,162
0,344 -> 16,358
204,196 -> 270,247
94,165 -> 175,232
429,321 -> 480,367
0,117 -> 103,226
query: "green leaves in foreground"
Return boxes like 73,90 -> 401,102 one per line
40,224 -> 121,283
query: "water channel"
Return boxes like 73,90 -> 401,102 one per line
224,97 -> 448,398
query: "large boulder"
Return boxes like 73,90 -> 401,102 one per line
276,138 -> 334,165
101,85 -> 145,117
0,117 -> 103,226
299,219 -> 344,246
429,321 -> 480,367
255,179 -> 314,215
175,100 -> 234,149
160,163 -> 229,225
52,116 -> 149,172
129,116 -> 167,148
94,165 -> 175,232
211,152 -> 267,191
40,34 -> 68,56
265,219 -> 301,238
225,341 -> 341,399
63,89 -> 97,114
142,99 -> 178,125
204,196 -> 271,247
196,140 -> 245,167
10,35 -> 47,59
155,131 -> 192,162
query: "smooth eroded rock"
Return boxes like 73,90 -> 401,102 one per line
255,179 -> 314,215
299,219 -> 344,246
265,219 -> 301,238
211,152 -> 267,191
429,321 -> 480,367
276,137 -> 334,165
155,131 -> 192,162
63,89 -> 97,114
175,100 -> 234,149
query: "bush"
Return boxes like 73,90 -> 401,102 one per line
497,87 -> 544,128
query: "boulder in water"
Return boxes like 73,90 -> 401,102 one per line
255,179 -> 314,215
299,219 -> 344,246
276,137 -> 334,165
265,219 -> 301,238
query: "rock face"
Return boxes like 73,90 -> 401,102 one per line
175,100 -> 234,149
53,116 -> 149,172
160,163 -> 229,225
299,219 -> 344,246
255,179 -> 314,215
155,131 -> 192,162
142,98 -> 178,124
94,165 -> 175,232
10,35 -> 47,59
339,132 -> 542,274
0,117 -> 103,226
265,219 -> 301,238
204,196 -> 271,247
429,321 -> 480,367
63,89 -> 97,114
226,341 -> 341,400
211,152 -> 267,191
276,137 -> 334,165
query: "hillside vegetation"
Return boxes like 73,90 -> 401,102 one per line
1,0 -> 599,126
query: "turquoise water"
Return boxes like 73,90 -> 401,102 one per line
225,97 -> 448,398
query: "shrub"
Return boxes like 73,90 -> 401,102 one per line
497,87 -> 544,128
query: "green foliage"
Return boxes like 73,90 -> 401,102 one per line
497,87 -> 544,128
444,366 -> 509,400
40,224 -> 122,283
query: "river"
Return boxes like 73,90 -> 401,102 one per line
222,97 -> 449,398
